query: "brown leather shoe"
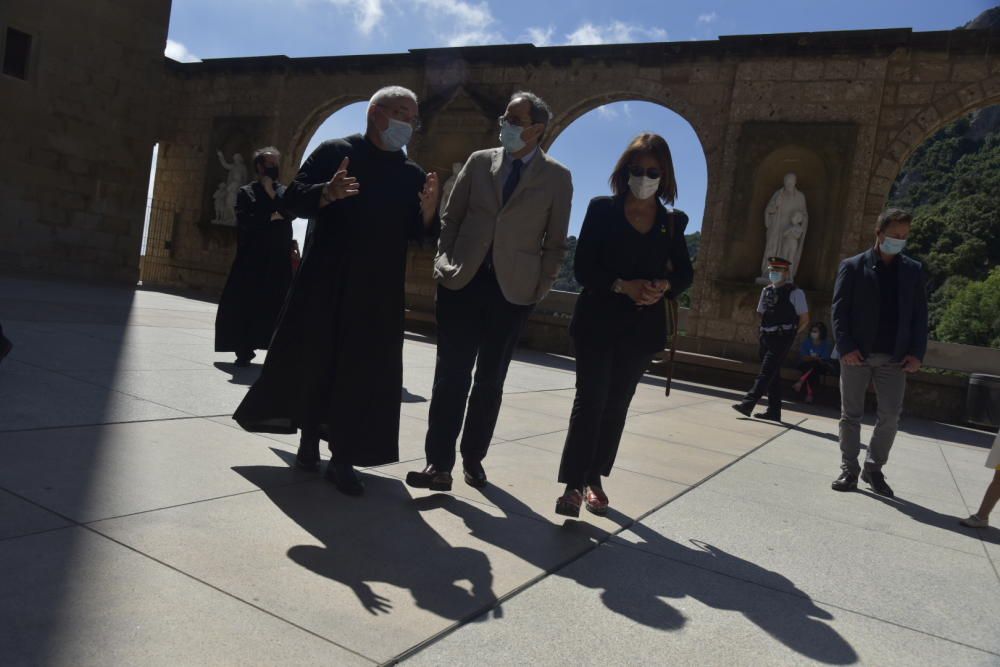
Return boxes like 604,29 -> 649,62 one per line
555,489 -> 583,518
584,486 -> 609,516
406,465 -> 453,492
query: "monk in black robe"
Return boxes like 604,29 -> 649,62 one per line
234,86 -> 440,495
214,147 -> 293,366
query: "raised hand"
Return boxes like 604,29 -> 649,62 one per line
321,157 -> 359,205
419,171 -> 440,223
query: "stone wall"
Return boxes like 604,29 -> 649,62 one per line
143,29 -> 1000,351
0,0 -> 172,283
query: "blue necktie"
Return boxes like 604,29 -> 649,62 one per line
502,159 -> 523,206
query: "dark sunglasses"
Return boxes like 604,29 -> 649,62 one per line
627,165 -> 661,179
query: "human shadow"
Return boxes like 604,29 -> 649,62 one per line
786,422 -> 840,443
863,491 -> 1000,546
233,452 -> 498,620
433,485 -> 857,665
213,361 -> 260,385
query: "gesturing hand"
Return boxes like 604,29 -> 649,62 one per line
901,355 -> 922,373
321,157 -> 359,206
419,172 -> 440,224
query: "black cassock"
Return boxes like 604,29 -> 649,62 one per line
214,181 -> 293,354
233,134 -> 434,467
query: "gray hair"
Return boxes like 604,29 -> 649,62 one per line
369,85 -> 419,108
510,90 -> 552,128
252,146 -> 280,168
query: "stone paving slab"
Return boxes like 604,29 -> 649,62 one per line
612,462 -> 1000,655
0,418 -> 305,523
4,278 -> 999,666
0,527 -> 370,667
378,440 -> 690,535
403,541 -> 998,667
90,471 -> 599,664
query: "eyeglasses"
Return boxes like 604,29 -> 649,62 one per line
498,115 -> 534,128
376,103 -> 422,131
628,165 -> 661,179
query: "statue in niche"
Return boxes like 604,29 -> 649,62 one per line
211,182 -> 229,226
213,150 -> 248,226
439,162 -> 465,214
759,172 -> 808,282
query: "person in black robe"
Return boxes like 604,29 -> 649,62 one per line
214,147 -> 294,366
233,86 -> 440,496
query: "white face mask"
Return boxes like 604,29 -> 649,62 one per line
628,174 -> 660,200
499,121 -> 527,153
810,331 -> 821,341
380,117 -> 413,152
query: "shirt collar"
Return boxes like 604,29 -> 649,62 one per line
504,145 -> 538,165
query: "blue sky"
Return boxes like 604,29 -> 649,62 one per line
163,0 -> 993,245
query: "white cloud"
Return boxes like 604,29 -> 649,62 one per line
523,26 -> 556,47
565,21 -> 667,45
596,106 -> 619,120
164,39 -> 200,62
622,102 -> 632,118
697,11 -> 718,24
325,0 -> 384,36
413,0 -> 503,46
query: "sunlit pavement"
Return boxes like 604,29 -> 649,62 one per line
1,276 -> 997,666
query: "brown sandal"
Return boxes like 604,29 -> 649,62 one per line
585,486 -> 609,516
555,489 -> 583,518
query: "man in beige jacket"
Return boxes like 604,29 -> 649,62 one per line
407,91 -> 573,492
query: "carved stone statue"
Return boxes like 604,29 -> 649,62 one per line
759,172 -> 808,282
211,182 -> 229,226
213,150 -> 247,226
439,162 -> 465,214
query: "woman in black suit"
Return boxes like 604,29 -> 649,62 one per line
556,132 -> 694,517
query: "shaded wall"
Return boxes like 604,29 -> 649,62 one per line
0,0 -> 172,283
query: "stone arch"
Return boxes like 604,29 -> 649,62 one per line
868,74 -> 1000,216
286,93 -> 370,172
543,90 -> 710,153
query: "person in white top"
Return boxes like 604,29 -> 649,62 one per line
960,431 -> 1000,529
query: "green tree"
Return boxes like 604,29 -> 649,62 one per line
936,267 -> 1000,348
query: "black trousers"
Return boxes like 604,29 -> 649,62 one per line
739,330 -> 796,417
424,270 -> 533,471
558,334 -> 655,490
299,425 -> 351,465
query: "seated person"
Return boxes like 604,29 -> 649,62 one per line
793,321 -> 833,403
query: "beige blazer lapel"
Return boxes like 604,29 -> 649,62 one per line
503,150 -> 546,209
489,149 -> 505,209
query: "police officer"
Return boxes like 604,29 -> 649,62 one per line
732,257 -> 810,421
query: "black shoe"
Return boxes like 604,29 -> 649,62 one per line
731,403 -> 753,417
325,463 -> 365,496
295,444 -> 320,472
754,411 -> 781,422
406,465 -> 453,492
831,470 -> 858,492
861,468 -> 894,498
463,461 -> 487,489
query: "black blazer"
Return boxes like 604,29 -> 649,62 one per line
832,247 -> 928,362
570,195 -> 694,352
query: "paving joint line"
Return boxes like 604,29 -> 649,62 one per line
383,418 -> 807,665
0,413 -> 235,435
615,539 -> 1000,659
0,484 -> 379,664
938,442 -> 1000,582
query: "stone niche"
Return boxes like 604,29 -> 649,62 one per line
198,115 -> 274,248
715,122 -> 857,322
723,122 -> 857,288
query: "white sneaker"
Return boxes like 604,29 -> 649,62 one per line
960,514 -> 989,529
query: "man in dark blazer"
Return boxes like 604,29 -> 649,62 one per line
406,91 -> 573,492
831,208 -> 928,497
